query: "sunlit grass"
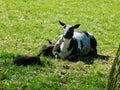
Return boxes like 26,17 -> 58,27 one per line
0,0 -> 120,90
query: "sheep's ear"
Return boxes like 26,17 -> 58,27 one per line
47,39 -> 52,44
59,21 -> 65,26
72,24 -> 80,29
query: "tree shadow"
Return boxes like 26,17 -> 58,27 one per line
69,54 -> 110,64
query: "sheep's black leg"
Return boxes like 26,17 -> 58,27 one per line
67,55 -> 78,61
89,36 -> 97,56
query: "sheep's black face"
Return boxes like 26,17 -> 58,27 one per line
59,21 -> 80,39
63,25 -> 74,39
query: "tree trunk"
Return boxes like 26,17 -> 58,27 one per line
107,44 -> 120,90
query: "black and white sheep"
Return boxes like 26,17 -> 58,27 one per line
52,21 -> 97,60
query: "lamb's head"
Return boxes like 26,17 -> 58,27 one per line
59,21 -> 80,39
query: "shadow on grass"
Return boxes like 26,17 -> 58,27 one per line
0,52 -> 110,65
69,54 -> 110,64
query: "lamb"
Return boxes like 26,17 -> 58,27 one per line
39,40 -> 54,57
52,21 -> 97,61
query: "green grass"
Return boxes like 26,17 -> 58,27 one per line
0,0 -> 120,90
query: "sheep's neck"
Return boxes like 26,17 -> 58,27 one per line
60,38 -> 71,52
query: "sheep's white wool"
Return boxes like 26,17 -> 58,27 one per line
60,38 -> 71,52
52,35 -> 63,56
58,48 -> 73,59
58,38 -> 72,59
73,32 -> 91,55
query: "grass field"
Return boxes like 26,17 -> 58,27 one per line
0,0 -> 120,90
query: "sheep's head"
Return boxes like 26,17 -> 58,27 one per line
59,21 -> 80,39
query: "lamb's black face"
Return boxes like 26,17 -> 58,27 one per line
59,21 -> 80,39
